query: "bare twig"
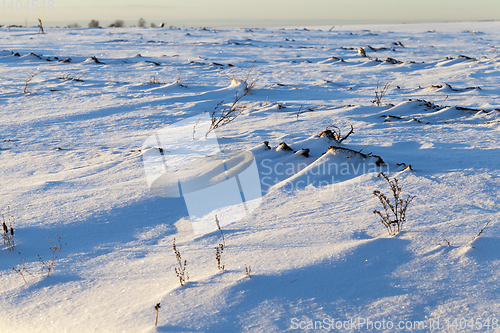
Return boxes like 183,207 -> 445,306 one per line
38,18 -> 45,34
245,265 -> 251,278
319,122 -> 354,145
441,95 -> 449,106
24,73 -> 37,93
205,87 -> 252,136
2,206 -> 15,250
173,238 -> 189,286
38,235 -> 65,277
59,72 -> 86,82
215,243 -> 225,271
372,81 -> 390,106
215,215 -> 225,246
441,239 -> 451,247
471,220 -> 491,242
192,111 -> 207,140
154,303 -> 161,327
296,105 -> 303,120
12,259 -> 34,284
214,215 -> 226,272
373,172 -> 415,235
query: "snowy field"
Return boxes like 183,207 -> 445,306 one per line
1,21 -> 500,332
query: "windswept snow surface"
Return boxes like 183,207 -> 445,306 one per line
1,22 -> 500,332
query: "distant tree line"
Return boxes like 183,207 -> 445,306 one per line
84,18 -> 163,28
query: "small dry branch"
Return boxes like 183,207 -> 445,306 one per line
373,172 -> 415,236
215,243 -> 225,271
154,303 -> 161,327
12,259 -> 34,284
471,220 -> 491,242
37,234 -> 65,277
2,206 -> 15,250
205,88 -> 252,136
38,18 -> 45,34
372,81 -> 390,106
173,238 -> 189,286
245,265 -> 251,278
204,64 -> 258,136
319,122 -> 354,145
214,215 -> 226,271
59,72 -> 85,82
24,73 -> 37,93
215,215 -> 225,247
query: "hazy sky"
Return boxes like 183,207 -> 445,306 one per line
2,0 -> 500,27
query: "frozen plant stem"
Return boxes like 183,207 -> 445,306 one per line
38,18 -> 45,34
245,265 -> 251,278
2,206 -> 15,250
154,303 -> 161,327
12,259 -> 34,284
472,220 -> 491,242
373,172 -> 415,235
205,63 -> 258,136
215,215 -> 225,246
296,105 -> 303,120
173,238 -> 189,286
38,234 -> 65,277
215,243 -> 225,271
214,215 -> 226,271
372,81 -> 390,106
319,123 -> 354,145
24,73 -> 37,93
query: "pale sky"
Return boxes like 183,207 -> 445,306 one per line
2,0 -> 500,28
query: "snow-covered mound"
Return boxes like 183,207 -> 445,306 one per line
1,22 -> 500,332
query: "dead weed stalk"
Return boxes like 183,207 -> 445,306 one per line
373,172 -> 415,235
173,238 -> 189,286
372,81 -> 390,106
37,234 -> 66,277
2,206 -> 15,250
24,73 -> 37,93
319,123 -> 354,145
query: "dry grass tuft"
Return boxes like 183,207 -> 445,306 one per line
12,259 -> 35,284
173,238 -> 189,286
372,81 -> 390,106
37,234 -> 66,277
2,206 -> 15,250
373,172 -> 415,236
